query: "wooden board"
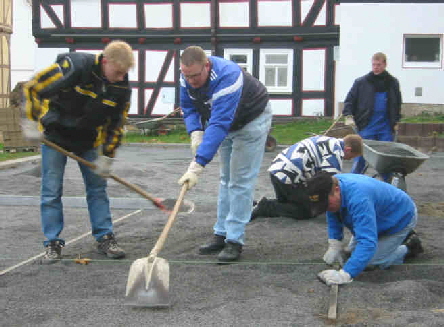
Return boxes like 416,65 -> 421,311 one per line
327,284 -> 338,320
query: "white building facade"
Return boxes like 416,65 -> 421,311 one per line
336,0 -> 444,116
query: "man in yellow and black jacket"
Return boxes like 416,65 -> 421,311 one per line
22,40 -> 134,263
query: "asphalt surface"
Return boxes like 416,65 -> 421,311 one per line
1,143 -> 443,326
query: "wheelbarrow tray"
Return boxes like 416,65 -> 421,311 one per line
363,140 -> 429,175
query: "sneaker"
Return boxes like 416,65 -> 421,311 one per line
97,234 -> 125,259
403,230 -> 424,259
218,242 -> 242,262
251,197 -> 268,221
199,234 -> 226,255
43,241 -> 63,264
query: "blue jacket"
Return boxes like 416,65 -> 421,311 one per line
327,174 -> 415,278
268,136 -> 345,184
180,56 -> 269,166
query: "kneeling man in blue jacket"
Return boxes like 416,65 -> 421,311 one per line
306,172 -> 423,285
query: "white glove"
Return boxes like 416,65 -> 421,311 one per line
323,239 -> 346,266
21,119 -> 43,141
178,161 -> 204,190
344,115 -> 356,127
190,131 -> 204,156
92,155 -> 114,177
318,269 -> 352,286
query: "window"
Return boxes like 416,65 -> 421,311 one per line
260,49 -> 293,93
403,34 -> 442,68
224,49 -> 253,73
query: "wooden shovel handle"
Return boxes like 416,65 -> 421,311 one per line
323,114 -> 343,136
41,139 -> 167,211
149,184 -> 188,257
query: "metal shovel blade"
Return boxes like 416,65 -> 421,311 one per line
125,256 -> 170,307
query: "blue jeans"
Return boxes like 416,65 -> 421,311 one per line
214,103 -> 272,245
347,208 -> 418,269
41,144 -> 113,246
351,127 -> 394,182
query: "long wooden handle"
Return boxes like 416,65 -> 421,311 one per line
149,184 -> 188,257
323,114 -> 343,136
41,139 -> 167,211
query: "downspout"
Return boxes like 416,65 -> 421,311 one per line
210,0 -> 217,55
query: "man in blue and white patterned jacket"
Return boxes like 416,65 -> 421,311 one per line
177,46 -> 272,262
251,134 -> 363,220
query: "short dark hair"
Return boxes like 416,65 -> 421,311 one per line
372,52 -> 387,63
343,134 -> 363,156
181,46 -> 208,66
306,172 -> 335,216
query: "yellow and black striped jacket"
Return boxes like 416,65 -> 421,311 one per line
23,52 -> 131,157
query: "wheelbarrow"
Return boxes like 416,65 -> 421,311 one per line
135,107 -> 181,136
265,129 -> 277,152
362,140 -> 429,192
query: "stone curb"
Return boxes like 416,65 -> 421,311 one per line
0,155 -> 41,170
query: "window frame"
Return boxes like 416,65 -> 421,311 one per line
259,49 -> 293,94
402,34 -> 443,69
223,48 -> 253,73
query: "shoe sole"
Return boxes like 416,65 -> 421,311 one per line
217,256 -> 241,264
40,257 -> 61,265
198,246 -> 225,255
98,249 -> 126,259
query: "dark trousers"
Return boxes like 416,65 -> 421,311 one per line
262,174 -> 312,220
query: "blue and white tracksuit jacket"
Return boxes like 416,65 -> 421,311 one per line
268,136 -> 345,185
327,174 -> 416,278
180,56 -> 269,167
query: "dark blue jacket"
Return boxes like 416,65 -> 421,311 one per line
343,72 -> 402,132
24,52 -> 131,157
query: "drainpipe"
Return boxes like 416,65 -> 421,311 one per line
210,0 -> 217,55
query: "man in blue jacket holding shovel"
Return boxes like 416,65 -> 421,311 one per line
177,46 -> 272,262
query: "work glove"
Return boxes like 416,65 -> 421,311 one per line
344,115 -> 356,127
318,269 -> 352,286
190,131 -> 204,156
323,239 -> 346,266
21,118 -> 43,142
178,161 -> 204,190
393,123 -> 399,132
92,155 -> 114,177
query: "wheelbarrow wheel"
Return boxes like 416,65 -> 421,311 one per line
265,135 -> 277,152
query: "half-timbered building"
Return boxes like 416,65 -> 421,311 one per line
9,0 -> 444,120
15,0 -> 340,119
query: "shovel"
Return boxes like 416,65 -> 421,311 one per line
41,139 -> 191,213
125,184 -> 188,307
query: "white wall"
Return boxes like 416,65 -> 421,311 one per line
11,1 -> 67,89
336,3 -> 444,115
10,0 -> 35,88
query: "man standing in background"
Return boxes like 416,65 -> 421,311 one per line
343,52 -> 402,182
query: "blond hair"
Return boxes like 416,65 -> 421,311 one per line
343,134 -> 363,156
103,40 -> 134,71
372,52 -> 387,64
181,46 -> 208,66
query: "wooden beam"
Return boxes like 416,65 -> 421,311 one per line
327,284 -> 338,320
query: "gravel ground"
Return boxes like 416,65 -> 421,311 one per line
1,144 -> 443,326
